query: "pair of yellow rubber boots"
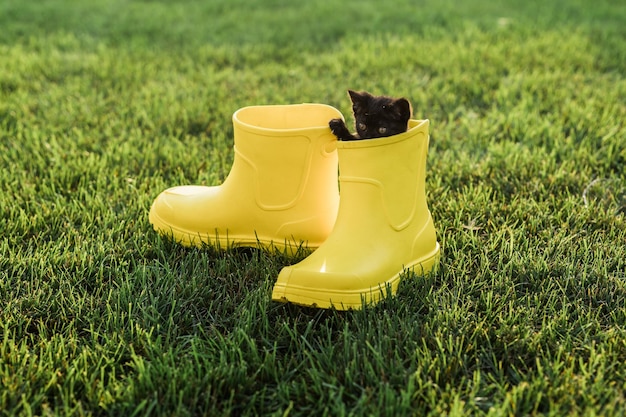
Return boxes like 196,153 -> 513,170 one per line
149,104 -> 440,310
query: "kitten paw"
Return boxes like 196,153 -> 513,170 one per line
329,118 -> 357,141
329,118 -> 345,132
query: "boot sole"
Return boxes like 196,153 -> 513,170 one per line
272,242 -> 441,310
149,208 -> 318,256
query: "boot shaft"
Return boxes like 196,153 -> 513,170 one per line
335,119 -> 430,230
229,104 -> 342,211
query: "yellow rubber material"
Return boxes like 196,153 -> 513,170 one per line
271,119 -> 440,310
149,104 -> 342,255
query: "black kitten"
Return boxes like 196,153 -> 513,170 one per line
329,90 -> 412,141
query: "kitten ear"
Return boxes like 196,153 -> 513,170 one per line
348,90 -> 371,110
391,98 -> 412,122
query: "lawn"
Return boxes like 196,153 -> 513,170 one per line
1,0 -> 625,415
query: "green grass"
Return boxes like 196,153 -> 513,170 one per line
1,0 -> 626,415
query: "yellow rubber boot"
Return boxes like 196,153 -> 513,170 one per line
149,104 -> 342,254
272,119 -> 440,309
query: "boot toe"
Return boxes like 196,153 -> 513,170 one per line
149,185 -> 220,245
272,265 -> 385,310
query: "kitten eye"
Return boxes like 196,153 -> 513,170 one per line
378,126 -> 387,134
382,105 -> 387,110
358,123 -> 367,131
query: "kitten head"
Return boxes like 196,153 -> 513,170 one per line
348,90 -> 412,139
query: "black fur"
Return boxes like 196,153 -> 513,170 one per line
329,90 -> 412,141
